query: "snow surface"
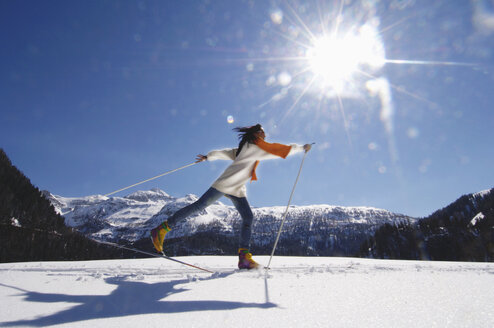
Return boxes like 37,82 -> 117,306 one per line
470,212 -> 485,226
1,256 -> 493,328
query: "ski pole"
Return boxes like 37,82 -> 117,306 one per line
95,239 -> 214,273
266,144 -> 312,269
104,161 -> 199,197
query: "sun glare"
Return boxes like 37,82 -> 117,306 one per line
305,26 -> 385,90
306,36 -> 359,88
257,2 -> 478,167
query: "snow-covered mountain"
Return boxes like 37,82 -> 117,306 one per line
361,188 -> 494,261
43,188 -> 415,256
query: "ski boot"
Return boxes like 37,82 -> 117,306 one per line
150,221 -> 171,253
238,248 -> 259,270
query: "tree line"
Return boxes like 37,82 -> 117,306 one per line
0,149 -> 135,262
359,190 -> 494,262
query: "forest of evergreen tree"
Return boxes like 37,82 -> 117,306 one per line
0,149 -> 135,262
359,190 -> 494,261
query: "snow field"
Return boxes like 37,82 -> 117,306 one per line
0,256 -> 493,327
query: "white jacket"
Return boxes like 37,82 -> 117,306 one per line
206,142 -> 304,198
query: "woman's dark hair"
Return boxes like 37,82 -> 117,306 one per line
233,124 -> 263,157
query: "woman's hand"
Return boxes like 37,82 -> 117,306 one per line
195,154 -> 207,163
303,144 -> 312,153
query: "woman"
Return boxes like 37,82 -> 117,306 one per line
150,124 -> 311,269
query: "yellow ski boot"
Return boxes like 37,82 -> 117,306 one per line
238,248 -> 259,270
150,221 -> 171,253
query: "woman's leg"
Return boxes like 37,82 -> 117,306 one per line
167,187 -> 224,227
228,195 -> 254,249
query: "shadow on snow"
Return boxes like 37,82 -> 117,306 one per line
0,271 -> 276,327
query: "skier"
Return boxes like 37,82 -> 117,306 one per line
150,124 -> 312,269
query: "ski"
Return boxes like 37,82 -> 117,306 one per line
94,239 -> 215,274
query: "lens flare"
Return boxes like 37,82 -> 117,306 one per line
270,9 -> 284,25
227,115 -> 234,124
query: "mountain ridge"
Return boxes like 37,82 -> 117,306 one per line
0,148 -> 133,262
44,188 -> 415,256
360,187 -> 494,261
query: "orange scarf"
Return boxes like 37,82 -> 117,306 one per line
250,139 -> 292,181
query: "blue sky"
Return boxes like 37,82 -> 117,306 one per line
1,0 -> 493,218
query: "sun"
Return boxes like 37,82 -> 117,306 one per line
305,26 -> 386,91
306,36 -> 360,88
